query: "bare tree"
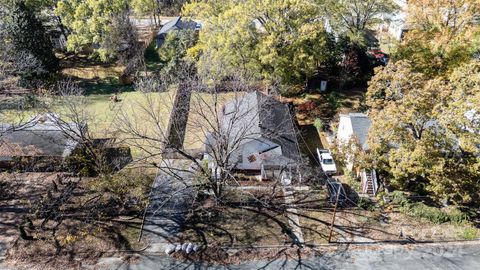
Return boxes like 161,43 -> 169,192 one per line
112,63 -> 331,256
0,19 -> 45,93
4,81 -> 145,263
46,80 -> 131,176
117,68 -> 300,189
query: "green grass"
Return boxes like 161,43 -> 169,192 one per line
0,51 -> 176,158
458,227 -> 479,240
2,88 -> 244,159
1,89 -> 176,158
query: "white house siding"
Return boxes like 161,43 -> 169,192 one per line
379,0 -> 408,40
336,113 -> 372,171
337,116 -> 354,145
205,138 -> 283,172
337,115 -> 355,171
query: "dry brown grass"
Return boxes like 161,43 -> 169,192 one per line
300,207 -> 479,244
61,65 -> 125,81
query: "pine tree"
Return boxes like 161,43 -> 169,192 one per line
6,0 -> 59,86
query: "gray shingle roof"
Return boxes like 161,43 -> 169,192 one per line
223,91 -> 300,161
157,17 -> 197,36
348,113 -> 372,150
0,130 -> 77,159
0,115 -> 81,159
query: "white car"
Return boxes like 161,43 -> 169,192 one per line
317,148 -> 337,175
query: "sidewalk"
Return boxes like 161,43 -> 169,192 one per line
282,187 -> 305,245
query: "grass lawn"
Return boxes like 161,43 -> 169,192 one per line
1,88 -> 246,158
0,89 -> 176,158
0,52 -> 180,158
59,53 -> 133,95
184,91 -> 246,150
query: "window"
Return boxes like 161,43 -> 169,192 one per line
323,159 -> 334,165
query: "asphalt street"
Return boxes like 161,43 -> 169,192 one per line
97,242 -> 480,270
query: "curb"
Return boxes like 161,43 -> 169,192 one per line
134,238 -> 480,255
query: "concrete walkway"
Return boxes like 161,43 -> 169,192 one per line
282,187 -> 305,245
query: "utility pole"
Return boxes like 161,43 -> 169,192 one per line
328,184 -> 342,243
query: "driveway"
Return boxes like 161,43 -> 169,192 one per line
97,241 -> 480,270
141,160 -> 196,253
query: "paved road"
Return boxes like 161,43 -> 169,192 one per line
96,242 -> 480,270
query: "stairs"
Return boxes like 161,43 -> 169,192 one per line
362,169 -> 378,196
365,171 -> 374,195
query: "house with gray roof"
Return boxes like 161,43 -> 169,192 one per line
156,16 -> 200,48
337,113 -> 372,156
336,113 -> 378,195
204,91 -> 301,180
0,113 -> 83,171
0,113 -> 132,173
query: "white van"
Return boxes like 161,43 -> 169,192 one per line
316,148 -> 337,175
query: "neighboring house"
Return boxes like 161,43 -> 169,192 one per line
0,114 -> 82,171
204,91 -> 301,181
337,113 -> 372,169
379,0 -> 409,40
336,113 -> 378,196
0,113 -> 132,173
156,16 -> 201,48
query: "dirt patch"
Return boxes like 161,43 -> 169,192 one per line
286,87 -> 367,127
0,172 -> 148,270
0,173 -> 59,244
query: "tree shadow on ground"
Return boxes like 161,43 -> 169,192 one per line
2,174 -> 148,269
144,41 -> 164,73
297,124 -> 323,165
74,76 -> 135,96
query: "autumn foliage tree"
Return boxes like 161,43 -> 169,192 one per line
395,0 -> 480,77
55,0 -> 130,61
324,0 -> 399,47
365,60 -> 480,204
184,0 -> 340,91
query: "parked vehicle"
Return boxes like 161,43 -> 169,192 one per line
367,49 -> 389,66
326,178 -> 347,206
316,148 -> 337,175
